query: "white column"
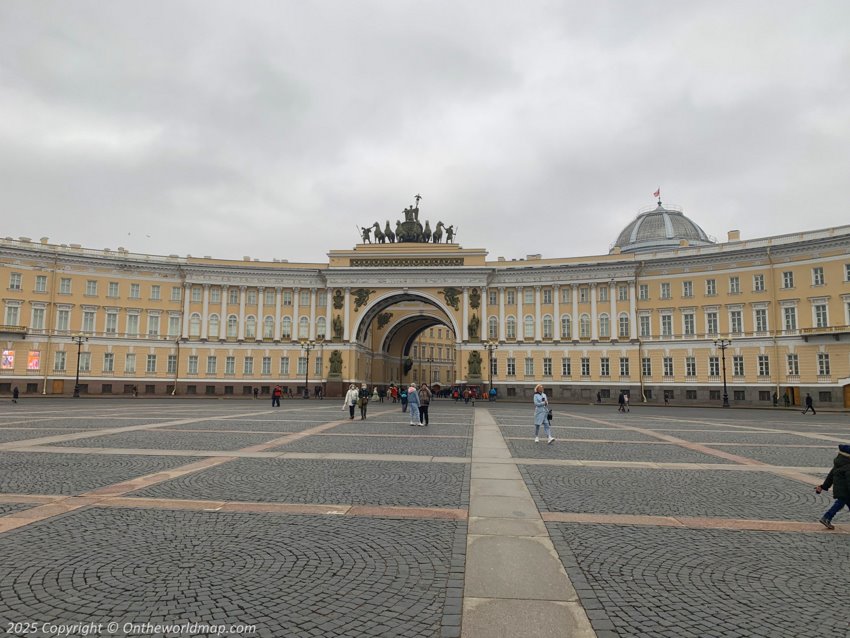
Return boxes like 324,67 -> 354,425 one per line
462,287 -> 469,341
219,285 -> 227,341
237,286 -> 246,341
553,284 -> 561,341
343,287 -> 351,342
325,288 -> 332,340
309,288 -> 317,340
571,284 -> 579,341
498,287 -> 506,341
274,287 -> 282,342
534,285 -> 542,341
610,282 -> 617,341
181,283 -> 191,338
629,282 -> 637,340
481,287 -> 488,340
516,286 -> 524,342
292,287 -> 300,342
201,284 -> 210,340
256,287 -> 264,342
591,283 -> 598,341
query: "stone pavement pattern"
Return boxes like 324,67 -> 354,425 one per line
0,398 -> 848,637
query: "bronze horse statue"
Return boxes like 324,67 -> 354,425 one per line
432,221 -> 445,243
383,220 -> 395,243
372,222 -> 386,244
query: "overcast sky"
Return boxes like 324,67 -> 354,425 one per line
2,2 -> 849,263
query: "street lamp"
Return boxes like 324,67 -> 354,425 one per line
714,338 -> 731,408
301,339 -> 316,399
483,340 -> 498,400
71,333 -> 88,398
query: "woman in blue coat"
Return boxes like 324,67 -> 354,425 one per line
407,384 -> 420,426
533,384 -> 554,444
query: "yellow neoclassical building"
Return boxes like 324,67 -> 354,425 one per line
1,200 -> 849,406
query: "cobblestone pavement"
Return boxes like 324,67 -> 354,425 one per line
0,399 -> 848,637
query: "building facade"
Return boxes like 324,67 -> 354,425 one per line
2,204 -> 849,406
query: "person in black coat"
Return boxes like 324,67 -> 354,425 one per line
802,393 -> 816,415
816,444 -> 850,529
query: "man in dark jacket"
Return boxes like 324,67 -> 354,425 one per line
802,393 -> 816,415
815,444 -> 850,529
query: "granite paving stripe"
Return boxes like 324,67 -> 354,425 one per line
703,444 -> 837,469
269,435 -> 472,457
0,503 -> 38,517
49,430 -> 286,451
0,428 -> 83,443
166,419 -> 330,432
507,439 -> 730,464
659,430 -> 837,445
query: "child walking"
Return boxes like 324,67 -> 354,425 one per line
815,444 -> 850,529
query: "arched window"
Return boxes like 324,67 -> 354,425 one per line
618,313 -> 630,338
506,316 -> 516,339
245,316 -> 256,339
263,316 -> 274,339
488,316 -> 498,340
561,315 -> 571,339
542,315 -> 553,339
281,317 -> 292,339
208,314 -> 219,338
227,315 -> 238,338
298,316 -> 309,339
316,316 -> 327,340
189,313 -> 201,337
523,315 -> 534,339
599,313 -> 610,338
580,314 -> 591,339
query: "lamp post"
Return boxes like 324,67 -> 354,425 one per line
714,338 -> 731,408
71,333 -> 87,398
301,339 -> 316,399
483,340 -> 498,400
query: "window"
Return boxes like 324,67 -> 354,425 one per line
227,315 -> 238,338
812,267 -> 824,286
315,355 -> 322,376
206,356 -> 217,374
619,357 -> 629,377
31,307 -> 45,330
4,305 -> 19,326
782,271 -> 794,288
85,280 -> 97,296
729,276 -> 740,294
298,316 -> 309,339
758,355 -> 769,377
506,358 -> 516,376
125,353 -> 136,373
579,287 -> 588,303
846,264 -> 850,282
706,312 -> 718,335
618,285 -> 628,301
299,290 -> 310,306
642,357 -> 652,377
263,316 -> 275,339
523,315 -> 534,339
280,356 -> 290,375
103,353 -> 114,372
245,316 -> 257,339
819,391 -> 832,403
167,354 -> 177,374
561,357 -> 571,377
77,352 -> 91,372
188,356 -> 199,374
228,288 -> 239,304
661,314 -> 672,336
709,356 -> 720,376
682,281 -> 693,297
734,390 -> 745,401
488,316 -> 498,340
660,283 -> 671,299
490,356 -> 498,377
600,357 -> 610,377
265,289 -> 276,305
705,279 -> 716,296
753,274 -> 765,292
210,288 -> 221,303
225,356 -> 236,375
598,286 -> 608,302
787,354 -> 799,376
131,283 -> 141,299
818,353 -> 830,376
686,390 -> 698,400
523,288 -> 534,304
506,316 -> 516,339
814,304 -> 828,328
561,315 -> 571,339
54,351 -> 66,371
282,291 -> 292,306
542,315 -> 553,339
147,314 -> 160,337
56,309 -> 70,332
489,290 -> 498,305
579,314 -> 591,339
599,314 -> 610,338
186,313 -> 198,338
542,289 -> 552,304
683,313 -> 695,335
59,278 -> 72,294
754,309 -> 768,332
618,314 -> 629,338
783,307 -> 797,331
316,317 -> 327,340
150,285 -> 161,300
581,357 -> 590,376
663,357 -> 673,377
105,311 -> 118,334
247,290 -> 257,305
281,317 -> 292,339
205,314 -> 218,339
168,315 -> 180,337
262,357 -> 271,375
506,290 -> 515,305
730,310 -> 743,334
561,287 -> 571,303
639,315 -> 651,337
104,282 -> 118,298
686,356 -> 696,377
35,275 -> 47,292
171,286 -> 182,302
524,357 -> 534,376
638,284 -> 649,300
244,357 -> 254,375
82,310 -> 96,333
146,355 -> 156,373
733,355 -> 744,376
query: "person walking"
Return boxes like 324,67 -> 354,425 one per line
617,391 -> 625,412
372,387 -> 380,403
596,391 -> 602,404
400,386 -> 408,412
623,392 -> 629,412
343,384 -> 359,420
12,386 -> 19,404
418,383 -> 432,426
407,383 -> 421,426
533,384 -> 554,444
272,385 -> 282,407
802,393 -> 816,415
358,383 -> 370,420
815,444 -> 850,529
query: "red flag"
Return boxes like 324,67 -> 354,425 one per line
653,188 -> 661,198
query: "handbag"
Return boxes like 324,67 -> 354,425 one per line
547,409 -> 553,421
